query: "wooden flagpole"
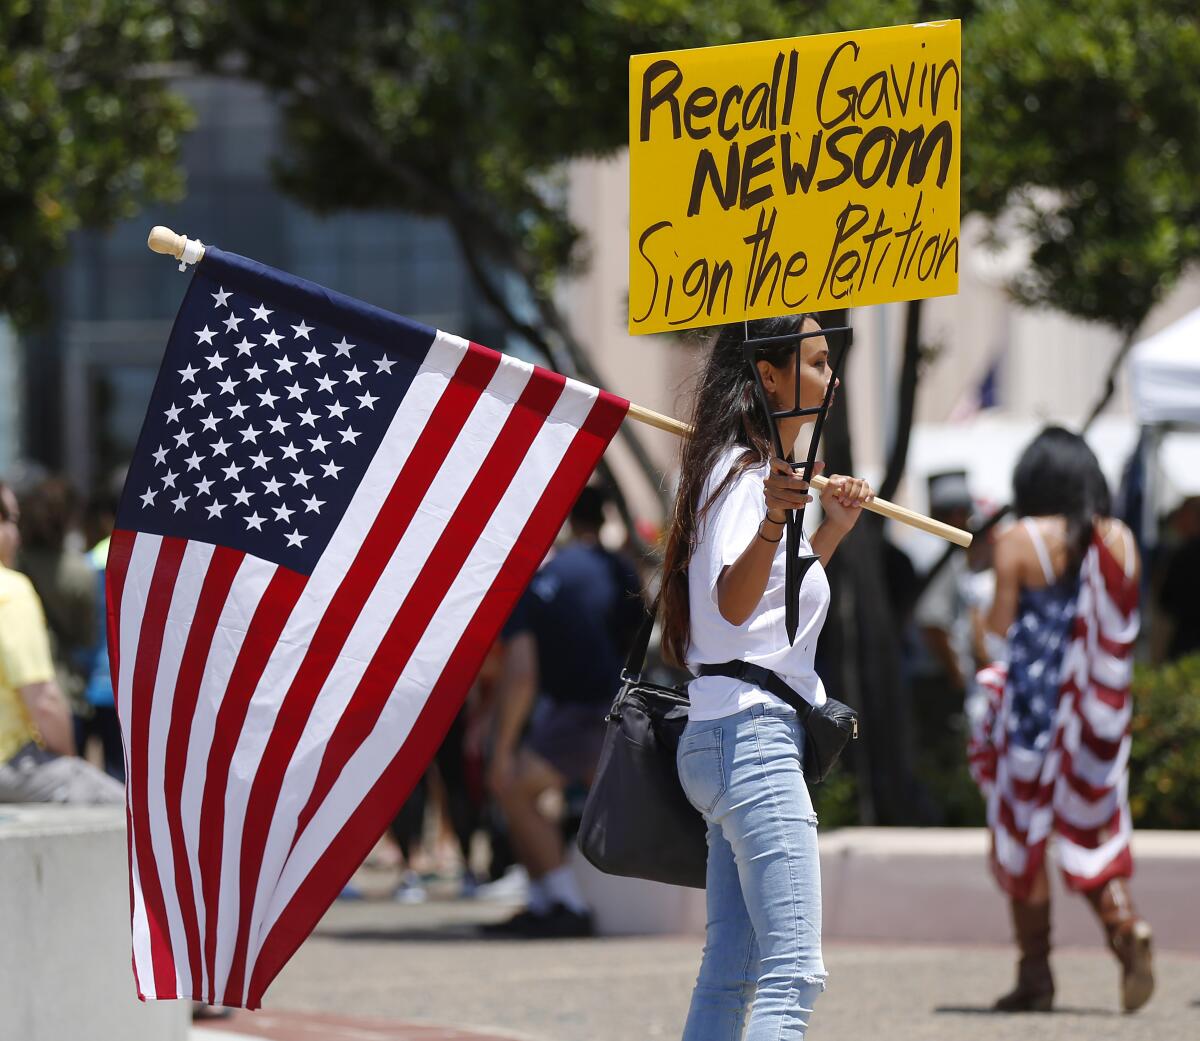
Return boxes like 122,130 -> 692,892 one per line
147,225 -> 972,548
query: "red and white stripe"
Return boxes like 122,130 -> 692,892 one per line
969,531 -> 1139,899
108,331 -> 627,1007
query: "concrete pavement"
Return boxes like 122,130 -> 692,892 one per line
194,892 -> 1200,1041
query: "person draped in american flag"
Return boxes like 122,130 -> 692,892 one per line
970,426 -> 1153,1014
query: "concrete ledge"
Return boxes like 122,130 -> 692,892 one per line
0,804 -> 190,1041
572,827 -> 1200,953
820,827 -> 1200,953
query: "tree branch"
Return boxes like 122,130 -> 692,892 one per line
880,297 -> 922,502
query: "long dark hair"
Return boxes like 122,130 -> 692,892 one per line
1013,425 -> 1111,577
660,315 -> 812,667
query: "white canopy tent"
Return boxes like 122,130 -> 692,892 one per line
1129,305 -> 1200,426
1127,305 -> 1200,549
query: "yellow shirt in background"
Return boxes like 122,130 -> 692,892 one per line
0,565 -> 55,763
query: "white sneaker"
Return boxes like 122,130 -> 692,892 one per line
473,864 -> 529,903
392,870 -> 427,904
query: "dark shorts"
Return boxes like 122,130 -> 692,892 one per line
525,697 -> 608,784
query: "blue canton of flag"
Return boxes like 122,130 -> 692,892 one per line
118,249 -> 416,574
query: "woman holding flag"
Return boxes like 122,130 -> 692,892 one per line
658,314 -> 872,1040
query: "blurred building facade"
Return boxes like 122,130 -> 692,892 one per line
11,76 -> 503,497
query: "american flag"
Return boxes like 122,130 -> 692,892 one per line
969,530 -> 1139,897
108,246 -> 627,1008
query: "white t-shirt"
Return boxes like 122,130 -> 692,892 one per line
684,446 -> 831,721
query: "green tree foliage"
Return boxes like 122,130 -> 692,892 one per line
1129,655 -> 1200,829
963,0 -> 1200,332
0,0 -> 193,329
189,1 -> 800,301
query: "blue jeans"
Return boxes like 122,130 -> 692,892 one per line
676,705 -> 825,1041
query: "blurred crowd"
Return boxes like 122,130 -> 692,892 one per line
2,460 -> 1196,942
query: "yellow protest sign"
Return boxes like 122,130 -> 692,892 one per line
628,20 -> 960,334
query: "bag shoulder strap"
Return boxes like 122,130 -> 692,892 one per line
695,660 -> 813,720
622,592 -> 660,682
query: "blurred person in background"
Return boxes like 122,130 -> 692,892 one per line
484,485 -> 642,938
915,472 -> 975,695
971,427 -> 1153,1014
78,482 -> 125,780
1156,495 -> 1200,661
915,471 -> 995,731
0,479 -> 123,804
15,476 -> 96,726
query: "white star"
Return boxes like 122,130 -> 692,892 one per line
344,365 -> 366,385
262,476 -> 284,496
302,347 -> 325,366
195,477 -> 214,496
173,428 -> 193,448
139,489 -> 157,508
321,460 -> 344,479
231,487 -> 253,507
171,492 -> 189,512
164,404 -> 182,424
248,451 -> 272,470
251,304 -> 273,322
315,374 -> 337,394
205,500 -> 227,519
292,321 -> 313,340
308,434 -> 330,454
297,408 -> 319,427
184,451 -> 203,471
212,287 -> 231,307
257,388 -> 279,409
216,376 -> 239,395
244,512 -> 266,532
178,364 -> 199,383
280,442 -> 302,462
222,461 -> 244,482
302,494 -> 325,514
189,389 -> 210,409
285,382 -> 307,401
152,445 -> 169,465
195,326 -> 217,345
267,416 -> 290,435
200,413 -> 220,433
275,355 -> 296,375
235,337 -> 255,356
356,391 -> 378,410
228,401 -> 249,420
339,427 -> 361,445
240,425 -> 261,444
210,437 -> 231,457
245,363 -> 266,383
205,351 -> 227,371
374,356 -> 396,375
326,401 -> 348,421
263,329 -> 283,349
273,503 -> 295,524
292,469 -> 313,489
222,313 -> 243,333
163,469 -> 179,489
332,337 -> 355,357
285,529 -> 308,548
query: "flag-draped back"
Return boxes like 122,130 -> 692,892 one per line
969,529 -> 1139,898
109,247 -> 627,1007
